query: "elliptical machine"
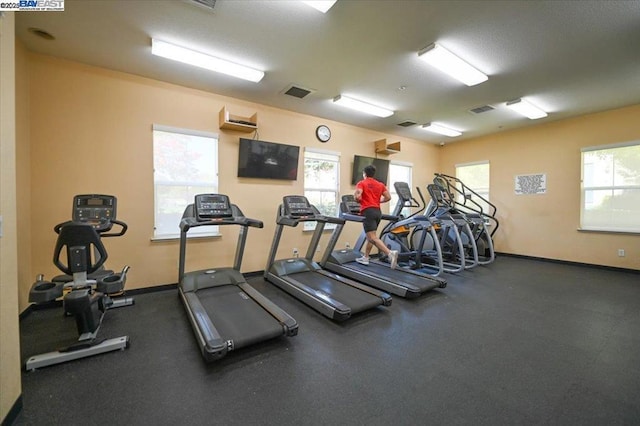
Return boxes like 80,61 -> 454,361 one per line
430,174 -> 498,265
379,182 -> 446,277
26,194 -> 131,370
420,179 -> 480,272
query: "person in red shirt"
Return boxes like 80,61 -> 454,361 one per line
354,164 -> 398,268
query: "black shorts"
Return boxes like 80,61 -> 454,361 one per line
362,207 -> 382,233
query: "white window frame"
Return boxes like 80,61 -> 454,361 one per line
303,148 -> 340,231
455,160 -> 490,214
580,141 -> 640,233
388,161 -> 413,216
152,124 -> 219,240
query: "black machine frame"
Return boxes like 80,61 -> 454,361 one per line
178,194 -> 297,362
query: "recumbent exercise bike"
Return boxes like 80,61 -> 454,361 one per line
26,194 -> 132,370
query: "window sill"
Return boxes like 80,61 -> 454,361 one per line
151,233 -> 222,242
577,228 -> 640,235
303,225 -> 337,233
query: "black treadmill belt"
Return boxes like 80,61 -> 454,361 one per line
346,261 -> 438,292
196,286 -> 284,349
288,271 -> 382,313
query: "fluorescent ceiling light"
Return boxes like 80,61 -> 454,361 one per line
333,95 -> 394,118
418,43 -> 488,86
151,39 -> 264,83
301,0 -> 338,13
506,98 -> 548,119
422,123 -> 462,137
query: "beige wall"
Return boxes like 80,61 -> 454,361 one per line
18,51 -> 640,315
16,37 -> 31,327
438,104 -> 640,269
4,37 -> 639,423
1,12 -> 22,424
24,53 -> 439,310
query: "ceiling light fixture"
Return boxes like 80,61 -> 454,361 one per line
505,98 -> 548,119
333,95 -> 394,118
300,0 -> 338,13
417,43 -> 488,86
422,123 -> 462,137
151,39 -> 264,83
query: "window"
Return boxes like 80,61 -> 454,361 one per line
152,125 -> 218,239
303,148 -> 340,231
581,142 -> 640,233
455,161 -> 490,214
388,162 -> 413,216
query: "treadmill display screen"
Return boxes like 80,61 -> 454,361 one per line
195,194 -> 233,220
283,196 -> 315,217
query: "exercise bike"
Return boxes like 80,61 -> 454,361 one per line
26,194 -> 131,370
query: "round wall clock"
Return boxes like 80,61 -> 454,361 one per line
315,125 -> 331,143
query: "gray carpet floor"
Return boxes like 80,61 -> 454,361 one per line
17,256 -> 640,425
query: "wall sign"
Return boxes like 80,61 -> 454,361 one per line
515,173 -> 546,195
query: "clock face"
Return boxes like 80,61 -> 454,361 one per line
316,125 -> 331,143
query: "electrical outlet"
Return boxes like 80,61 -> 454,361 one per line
346,242 -> 351,249
316,244 -> 321,253
292,248 -> 299,258
618,249 -> 625,257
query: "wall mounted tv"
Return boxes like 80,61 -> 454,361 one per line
351,155 -> 390,185
237,138 -> 300,181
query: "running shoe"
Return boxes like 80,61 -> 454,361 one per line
389,250 -> 398,269
356,256 -> 370,265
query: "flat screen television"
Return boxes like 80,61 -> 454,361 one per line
351,155 -> 390,185
238,138 -> 300,181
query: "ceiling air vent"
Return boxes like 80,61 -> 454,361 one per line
184,0 -> 216,11
283,84 -> 315,99
397,120 -> 417,127
469,105 -> 495,114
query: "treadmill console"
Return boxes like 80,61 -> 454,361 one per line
394,182 -> 413,202
195,194 -> 233,221
283,196 -> 315,218
73,194 -> 117,227
341,195 -> 361,215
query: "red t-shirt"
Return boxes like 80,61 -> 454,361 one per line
356,177 -> 387,213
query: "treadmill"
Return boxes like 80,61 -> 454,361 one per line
320,195 -> 446,299
179,194 -> 297,362
264,195 -> 392,321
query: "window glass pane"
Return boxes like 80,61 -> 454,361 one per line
305,190 -> 338,217
581,142 -> 640,232
455,162 -> 490,214
303,150 -> 340,231
583,188 -> 640,232
155,184 -> 216,236
456,163 -> 490,195
389,163 -> 412,216
304,158 -> 338,190
153,129 -> 218,238
154,131 -> 217,183
583,145 -> 640,188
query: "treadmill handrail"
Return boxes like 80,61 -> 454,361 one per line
180,215 -> 264,231
277,212 -> 345,227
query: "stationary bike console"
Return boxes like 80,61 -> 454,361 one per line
195,194 -> 233,221
73,194 -> 116,223
54,194 -> 127,237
